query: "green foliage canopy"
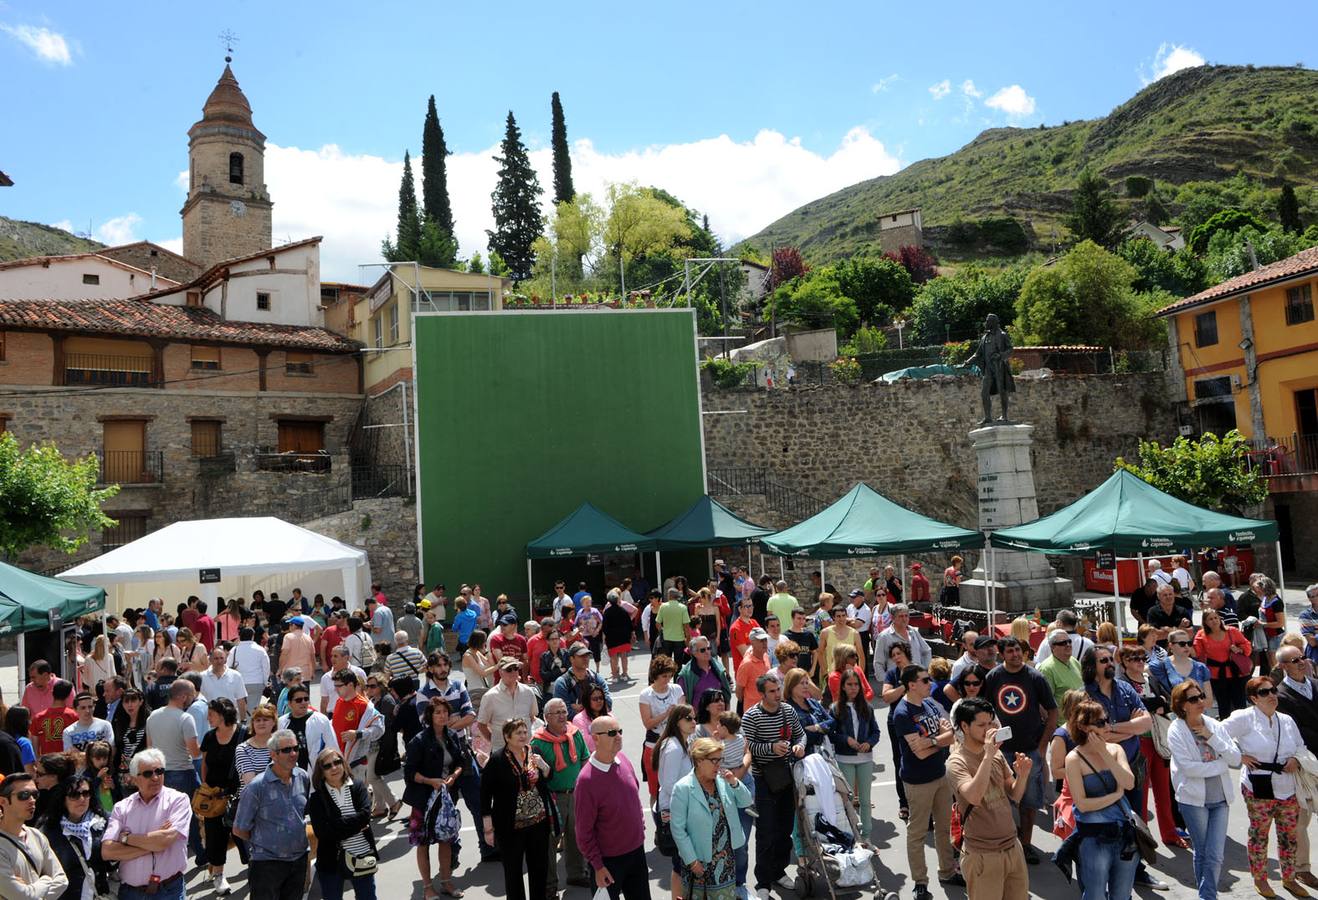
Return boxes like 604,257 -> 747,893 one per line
1114,430 -> 1267,514
907,263 -> 1027,344
0,433 -> 119,560
832,256 -> 913,325
1014,240 -> 1160,348
1188,208 -> 1268,253
1064,170 -> 1125,248
488,112 -> 544,282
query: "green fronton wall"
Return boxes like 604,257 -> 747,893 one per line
412,310 -> 706,614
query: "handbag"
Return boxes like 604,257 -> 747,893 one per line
342,849 -> 378,877
1247,717 -> 1285,801
1147,713 -> 1173,762
760,758 -> 793,794
1117,797 -> 1158,864
653,806 -> 678,856
1228,644 -> 1254,679
192,784 -> 229,819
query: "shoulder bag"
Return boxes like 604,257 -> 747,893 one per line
192,783 -> 229,818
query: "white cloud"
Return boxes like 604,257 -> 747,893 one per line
95,214 -> 142,245
1,24 -> 72,65
985,84 -> 1037,118
928,79 -> 952,100
1148,43 -> 1205,83
262,127 -> 903,281
961,79 -> 982,99
158,237 -> 183,256
49,219 -> 76,234
871,74 -> 899,93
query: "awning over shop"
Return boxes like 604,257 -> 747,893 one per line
988,469 -> 1278,555
0,560 -> 104,634
647,495 -> 774,549
760,483 -> 985,558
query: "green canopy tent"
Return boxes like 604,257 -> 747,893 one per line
988,469 -> 1280,635
0,559 -> 106,687
760,483 -> 985,602
525,502 -> 658,602
647,495 -> 774,583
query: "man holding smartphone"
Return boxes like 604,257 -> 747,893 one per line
980,637 -> 1056,864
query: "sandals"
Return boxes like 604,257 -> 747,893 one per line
440,882 -> 465,898
388,800 -> 402,821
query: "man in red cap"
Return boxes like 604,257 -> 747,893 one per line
910,562 -> 932,609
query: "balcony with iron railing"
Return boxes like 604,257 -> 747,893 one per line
98,450 -> 164,485
1246,433 -> 1318,492
64,353 -> 159,388
253,448 -> 333,473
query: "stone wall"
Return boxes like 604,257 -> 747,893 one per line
300,497 -> 418,602
701,372 -> 1176,600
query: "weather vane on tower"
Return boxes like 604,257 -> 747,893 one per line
219,29 -> 239,64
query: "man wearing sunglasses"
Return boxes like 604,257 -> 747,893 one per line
102,749 -> 192,900
894,665 -> 958,900
278,686 -> 335,771
1039,629 -> 1084,708
232,730 -> 311,900
575,715 -> 648,900
0,773 -> 67,900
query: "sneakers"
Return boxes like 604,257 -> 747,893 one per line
1134,871 -> 1171,891
212,874 -> 231,896
914,884 -> 934,900
773,876 -> 796,891
754,889 -> 771,900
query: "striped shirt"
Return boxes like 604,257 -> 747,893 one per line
740,701 -> 804,776
385,645 -> 427,682
235,742 -> 272,795
329,782 -> 372,856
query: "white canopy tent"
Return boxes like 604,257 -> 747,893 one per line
58,517 -> 372,614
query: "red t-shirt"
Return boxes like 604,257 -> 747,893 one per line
490,632 -> 529,664
194,615 -> 216,653
179,608 -> 200,633
32,706 -> 75,755
332,692 -> 368,754
728,618 -> 760,672
526,633 -> 549,683
910,573 -> 931,603
321,624 -> 345,660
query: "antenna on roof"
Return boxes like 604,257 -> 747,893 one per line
218,29 -> 239,64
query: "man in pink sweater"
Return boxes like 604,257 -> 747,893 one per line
574,715 -> 650,900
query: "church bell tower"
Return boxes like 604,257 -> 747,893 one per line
181,58 -> 273,268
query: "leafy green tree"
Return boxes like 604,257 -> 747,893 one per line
488,251 -> 510,277
1188,208 -> 1268,253
550,92 -> 575,205
1116,238 -> 1206,297
1114,430 -> 1267,514
487,112 -> 544,282
832,256 -> 913,325
1204,225 -> 1313,282
1064,169 -> 1125,248
421,96 -> 455,237
1015,240 -> 1158,348
466,251 -> 485,274
0,433 -> 119,560
381,151 -> 422,262
839,324 -> 888,356
601,183 -> 690,294
417,215 -> 458,268
908,263 -> 1027,344
1278,183 -> 1303,234
767,272 -> 858,335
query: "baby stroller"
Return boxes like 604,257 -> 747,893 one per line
792,749 -> 899,900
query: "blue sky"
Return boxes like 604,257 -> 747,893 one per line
3,0 -> 1316,280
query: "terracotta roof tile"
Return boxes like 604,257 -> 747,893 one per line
1156,245 -> 1318,317
0,298 -> 360,352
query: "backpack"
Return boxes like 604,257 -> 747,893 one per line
351,632 -> 377,669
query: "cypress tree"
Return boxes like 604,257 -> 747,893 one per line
421,95 -> 455,237
551,92 -> 575,205
487,111 -> 543,282
382,150 -> 422,261
1278,183 -> 1302,234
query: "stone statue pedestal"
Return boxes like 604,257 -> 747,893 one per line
961,423 -> 1073,618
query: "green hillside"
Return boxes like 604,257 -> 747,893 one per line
0,215 -> 103,262
743,65 -> 1318,262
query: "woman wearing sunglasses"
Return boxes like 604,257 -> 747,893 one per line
307,747 -> 381,900
1150,630 -> 1215,713
40,775 -> 110,900
669,737 -> 752,900
1116,645 -> 1184,849
1167,680 -> 1239,900
1223,676 -> 1309,898
1062,698 -> 1139,900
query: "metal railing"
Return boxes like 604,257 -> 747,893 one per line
64,353 -> 158,388
1247,433 -> 1318,477
351,463 -> 412,499
254,450 -> 332,473
102,516 -> 149,551
99,450 -> 164,484
707,466 -> 826,522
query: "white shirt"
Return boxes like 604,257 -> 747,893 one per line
1172,567 -> 1194,591
847,603 -> 874,635
200,667 -> 247,706
318,665 -> 368,714
227,641 -> 272,686
1035,632 -> 1094,665
552,594 -> 574,623
1149,569 -> 1174,588
278,710 -> 336,761
1284,675 -> 1314,701
1168,716 -> 1239,807
475,680 -> 538,751
1222,706 -> 1305,800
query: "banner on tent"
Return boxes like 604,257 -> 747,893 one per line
1095,550 -> 1116,569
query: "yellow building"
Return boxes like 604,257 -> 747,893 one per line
354,264 -> 511,393
1158,246 -> 1318,571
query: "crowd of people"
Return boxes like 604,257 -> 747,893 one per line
0,558 -> 1311,900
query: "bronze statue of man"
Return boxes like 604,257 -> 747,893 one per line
963,313 -> 1015,425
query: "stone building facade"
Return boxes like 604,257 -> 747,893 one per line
878,208 -> 923,254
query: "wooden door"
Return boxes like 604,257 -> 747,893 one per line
103,420 -> 145,482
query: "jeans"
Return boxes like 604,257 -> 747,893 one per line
1077,833 -> 1139,900
251,855 -> 309,900
163,768 -> 203,861
753,776 -> 795,889
317,869 -> 377,900
1181,802 -> 1229,900
120,875 -> 185,900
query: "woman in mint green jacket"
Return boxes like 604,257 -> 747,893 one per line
670,737 -> 753,900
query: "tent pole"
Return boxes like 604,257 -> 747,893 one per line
900,554 -> 906,603
526,559 -> 533,613
1136,554 -> 1144,595
820,561 -> 825,593
758,546 -> 765,580
655,552 -> 663,589
1276,541 -> 1287,602
982,544 -> 991,622
708,548 -> 715,579
16,631 -> 25,693
1112,553 -> 1123,642
779,557 -> 785,580
988,548 -> 996,631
